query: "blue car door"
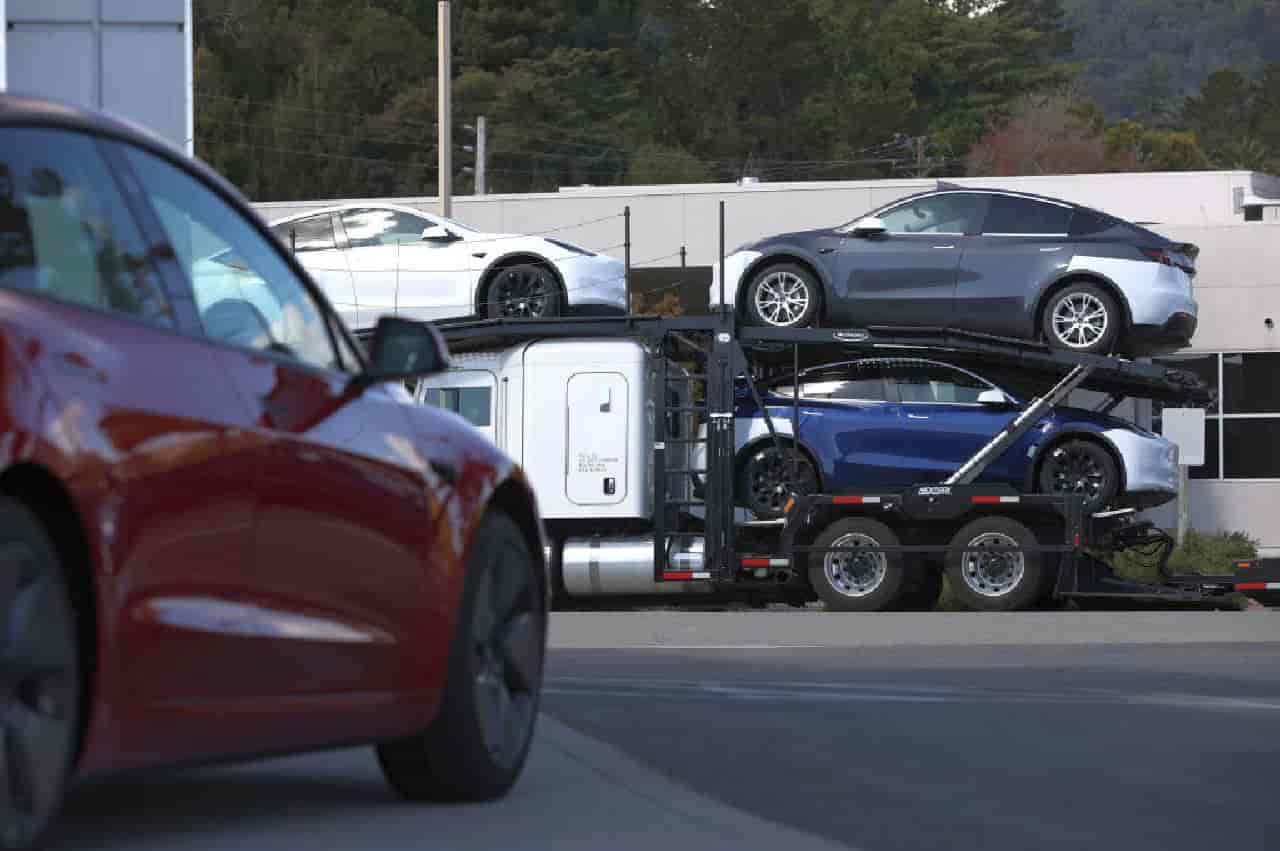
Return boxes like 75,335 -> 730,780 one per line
775,362 -> 906,489
885,361 -> 1021,485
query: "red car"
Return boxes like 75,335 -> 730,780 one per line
0,94 -> 547,848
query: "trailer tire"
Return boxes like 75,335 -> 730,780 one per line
944,516 -> 1044,611
808,518 -> 905,612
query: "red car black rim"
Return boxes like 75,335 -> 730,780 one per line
470,549 -> 541,769
0,541 -> 76,847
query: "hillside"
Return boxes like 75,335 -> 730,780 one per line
1062,0 -> 1280,119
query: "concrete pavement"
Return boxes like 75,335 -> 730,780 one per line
51,715 -> 850,851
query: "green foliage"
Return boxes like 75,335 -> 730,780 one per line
1104,530 -> 1259,584
193,0 -> 1082,199
193,0 -> 1275,201
627,144 -> 713,185
1103,121 -> 1209,172
1061,0 -> 1280,120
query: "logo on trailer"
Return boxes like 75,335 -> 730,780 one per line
917,486 -> 951,496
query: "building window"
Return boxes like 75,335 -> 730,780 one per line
1157,352 -> 1280,481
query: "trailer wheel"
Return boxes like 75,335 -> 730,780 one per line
944,517 -> 1044,611
808,518 -> 905,612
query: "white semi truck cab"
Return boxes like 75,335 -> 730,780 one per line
416,338 -> 708,596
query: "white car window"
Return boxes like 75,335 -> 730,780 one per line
341,208 -> 433,247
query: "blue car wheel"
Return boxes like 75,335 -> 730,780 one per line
738,443 -> 820,519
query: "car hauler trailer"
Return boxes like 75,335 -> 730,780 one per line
402,312 -> 1256,611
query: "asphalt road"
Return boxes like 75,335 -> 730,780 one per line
544,637 -> 1280,851
47,611 -> 1280,850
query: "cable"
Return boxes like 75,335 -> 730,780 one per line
198,91 -> 437,131
201,117 -> 434,151
213,141 -> 438,170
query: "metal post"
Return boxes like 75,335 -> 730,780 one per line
792,342 -> 800,485
679,245 -> 686,299
475,114 -> 487,195
437,1 -> 452,217
623,206 -> 631,312
0,0 -> 7,92
718,200 -> 726,315
1176,465 -> 1190,547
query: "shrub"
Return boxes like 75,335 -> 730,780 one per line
1104,529 -> 1259,584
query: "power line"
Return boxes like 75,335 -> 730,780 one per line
198,91 -> 437,131
202,117 -> 434,150
223,141 -> 438,170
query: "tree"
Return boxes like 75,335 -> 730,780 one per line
1104,121 -> 1209,171
626,144 -> 712,185
966,91 -> 1106,176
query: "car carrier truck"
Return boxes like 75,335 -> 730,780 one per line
391,312 -> 1269,612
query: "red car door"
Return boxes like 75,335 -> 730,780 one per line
0,127 -> 276,773
120,146 -> 443,722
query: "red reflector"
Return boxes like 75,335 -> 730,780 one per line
833,496 -> 863,504
663,572 -> 694,581
1237,582 -> 1267,591
1073,532 -> 1081,548
971,495 -> 1002,504
740,558 -> 771,567
1141,247 -> 1172,265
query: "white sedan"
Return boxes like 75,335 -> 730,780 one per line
268,203 -> 626,329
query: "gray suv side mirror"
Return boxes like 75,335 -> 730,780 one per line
850,216 -> 887,237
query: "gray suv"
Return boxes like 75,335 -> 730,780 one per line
711,188 -> 1198,355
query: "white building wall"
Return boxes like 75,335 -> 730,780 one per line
2,0 -> 192,154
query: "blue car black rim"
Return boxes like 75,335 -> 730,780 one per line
1041,445 -> 1108,510
745,448 -> 819,517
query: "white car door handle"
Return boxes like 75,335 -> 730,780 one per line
907,413 -> 929,420
932,244 -> 955,249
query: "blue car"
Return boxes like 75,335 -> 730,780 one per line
728,358 -> 1178,518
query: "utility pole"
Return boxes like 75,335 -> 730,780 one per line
475,114 -> 486,196
914,136 -> 927,178
437,0 -> 452,217
465,116 -> 487,195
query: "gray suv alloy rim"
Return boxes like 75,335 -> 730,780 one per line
822,532 -> 888,597
754,271 -> 811,327
959,532 -> 1025,597
1051,292 -> 1109,349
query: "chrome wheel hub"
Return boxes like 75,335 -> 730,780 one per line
959,532 -> 1025,597
823,533 -> 887,598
